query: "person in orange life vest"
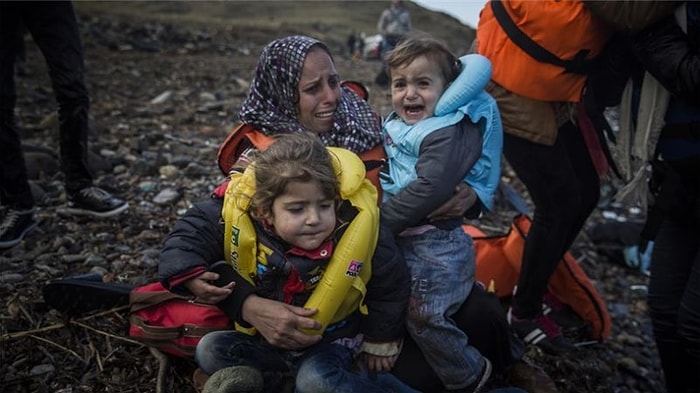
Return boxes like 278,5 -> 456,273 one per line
476,0 -> 612,354
195,132 -> 412,393
157,35 -> 516,388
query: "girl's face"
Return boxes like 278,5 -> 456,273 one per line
297,47 -> 342,133
267,179 -> 336,250
390,55 -> 446,125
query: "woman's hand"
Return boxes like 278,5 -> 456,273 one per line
183,271 -> 234,305
242,295 -> 323,350
428,183 -> 478,221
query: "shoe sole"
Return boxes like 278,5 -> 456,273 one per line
58,203 -> 129,218
0,220 -> 38,249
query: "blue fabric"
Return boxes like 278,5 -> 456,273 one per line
434,54 -> 493,116
196,331 -> 291,392
664,97 -> 700,125
297,343 -> 420,393
657,139 -> 700,160
397,226 -> 483,389
381,111 -> 465,199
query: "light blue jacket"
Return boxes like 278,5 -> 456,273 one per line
381,54 -> 503,210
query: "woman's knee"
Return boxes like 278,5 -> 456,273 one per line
296,356 -> 343,393
297,344 -> 353,391
295,364 -> 326,393
195,331 -> 239,374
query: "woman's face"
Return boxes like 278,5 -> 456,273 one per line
297,47 -> 342,133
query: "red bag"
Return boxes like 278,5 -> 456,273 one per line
465,214 -> 612,341
128,282 -> 232,358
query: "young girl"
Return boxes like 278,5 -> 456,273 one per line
196,132 -> 414,393
379,35 -> 503,393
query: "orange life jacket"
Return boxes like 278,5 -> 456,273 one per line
477,0 -> 611,102
217,124 -> 386,202
464,214 -> 612,341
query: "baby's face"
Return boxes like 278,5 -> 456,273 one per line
390,55 -> 446,125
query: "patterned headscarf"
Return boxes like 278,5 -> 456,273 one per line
239,35 -> 382,154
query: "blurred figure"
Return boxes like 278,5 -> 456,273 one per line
632,3 -> 699,392
582,1 -> 699,389
0,1 -> 128,250
375,0 -> 411,87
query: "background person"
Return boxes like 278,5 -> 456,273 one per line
0,1 -> 128,249
631,4 -> 700,391
375,0 -> 411,87
587,1 -> 700,390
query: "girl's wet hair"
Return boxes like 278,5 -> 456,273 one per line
250,132 -> 340,216
385,33 -> 461,84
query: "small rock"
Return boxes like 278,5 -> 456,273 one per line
153,187 -> 180,205
30,364 -> 55,376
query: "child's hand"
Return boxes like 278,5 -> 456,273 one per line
361,338 -> 403,372
363,352 -> 398,373
184,271 -> 235,304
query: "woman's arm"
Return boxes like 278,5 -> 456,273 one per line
427,183 -> 480,221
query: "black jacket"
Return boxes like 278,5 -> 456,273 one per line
380,117 -> 483,235
633,7 -> 700,106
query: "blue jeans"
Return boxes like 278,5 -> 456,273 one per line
196,330 -> 419,393
397,226 -> 483,390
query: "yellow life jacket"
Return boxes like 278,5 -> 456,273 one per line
222,147 -> 380,335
